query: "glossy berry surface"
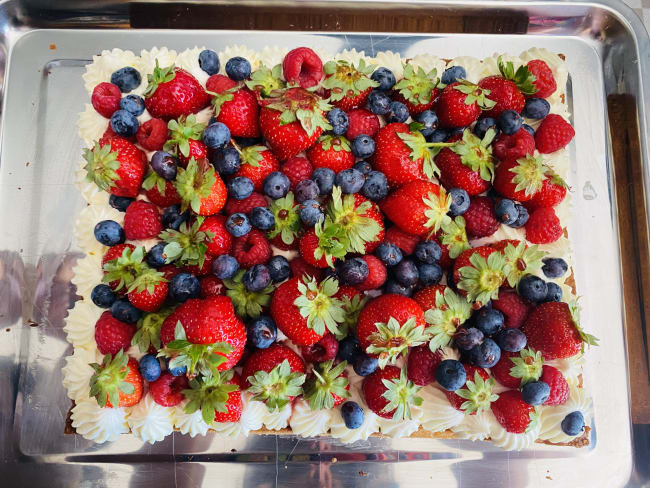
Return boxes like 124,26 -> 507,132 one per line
326,108 -> 349,135
351,135 -> 376,159
151,151 -> 178,180
561,411 -> 585,436
435,359 -> 467,391
225,213 -> 252,237
168,273 -> 201,303
139,354 -> 162,382
338,336 -> 362,362
267,255 -> 291,282
146,242 -> 168,268
393,259 -> 419,286
341,401 -> 364,429
448,188 -> 470,216
522,98 -> 550,119
455,327 -> 484,350
544,282 -> 563,302
335,168 -> 365,194
497,109 -> 523,135
242,264 -> 271,292
517,274 -> 548,302
473,117 -> 499,139
119,94 -> 145,116
298,199 -> 324,226
510,204 -> 529,228
110,109 -> 139,137
339,257 -> 370,285
496,328 -> 527,352
110,66 -> 142,93
94,220 -> 125,246
418,263 -> 443,286
415,110 -> 439,138
246,315 -> 277,349
249,206 -> 275,230
367,90 -> 391,115
386,101 -> 409,123
415,241 -> 442,264
294,179 -> 320,203
225,56 -> 251,81
375,242 -> 403,266
212,254 -> 239,279
542,257 -> 568,278
228,176 -> 255,200
495,199 -> 519,225
199,49 -> 220,75
311,167 -> 336,195
161,204 -> 189,230
202,122 -> 231,150
111,298 -> 142,323
371,67 -> 396,90
441,65 -> 466,85
91,284 -> 117,308
109,195 -> 134,212
521,380 -> 550,405
263,172 -> 290,199
474,308 -> 504,336
361,171 -> 388,201
213,147 -> 241,175
469,338 -> 501,368
353,354 -> 379,376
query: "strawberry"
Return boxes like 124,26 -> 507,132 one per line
521,301 -> 598,360
525,206 -> 562,244
95,311 -> 136,355
540,365 -> 569,405
144,63 -> 209,120
199,275 -> 225,298
102,245 -> 148,293
381,180 -> 452,236
326,187 -> 384,254
126,268 -> 168,312
89,351 -> 143,408
392,64 -> 440,115
525,173 -> 567,210
416,286 -> 471,350
496,240 -> 545,289
289,256 -> 323,282
407,344 -> 443,386
491,348 -> 544,389
282,47 -> 324,88
436,81 -> 496,128
443,365 -> 494,413
493,154 -> 551,202
303,360 -> 350,409
491,390 -> 538,434
149,371 -> 189,407
212,373 -> 243,423
163,115 -> 207,166
268,193 -> 302,249
356,255 -> 387,291
211,85 -> 260,138
333,285 -> 367,338
232,145 -> 279,192
231,229 -> 272,267
174,158 -> 227,216
299,223 -> 348,268
199,215 -> 231,257
91,82 -> 121,118
492,128 -> 536,161
206,73 -> 238,94
159,218 -> 212,270
413,284 -> 448,311
242,343 -> 306,410
181,370 -> 242,424
526,59 -> 557,98
463,196 -> 499,239
301,333 -> 339,363
225,191 -> 268,215
322,59 -> 378,111
83,137 -> 147,198
345,108 -> 380,140
143,176 -> 182,207
281,157 -> 313,190
307,135 -> 355,173
534,114 -> 575,154
356,294 -> 426,367
478,76 -> 525,118
362,365 -> 422,420
452,245 -> 507,304
245,63 -> 286,98
123,200 -> 162,240
136,118 -> 168,151
270,276 -> 345,346
492,289 -> 532,328
259,87 -> 332,160
222,269 -> 273,319
182,253 -> 214,277
385,226 -> 420,255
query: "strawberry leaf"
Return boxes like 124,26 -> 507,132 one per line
457,251 -> 508,304
366,317 -> 431,368
380,368 -> 422,421
294,275 -> 345,336
144,60 -> 176,98
183,372 -> 238,425
303,360 -> 349,411
509,348 -> 544,385
497,56 -> 538,95
247,359 -> 306,412
88,350 -> 131,408
424,287 -> 472,351
455,371 -> 499,414
224,269 -> 273,319
440,217 -> 470,259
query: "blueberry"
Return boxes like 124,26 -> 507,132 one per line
521,381 -> 551,406
212,146 -> 241,175
109,195 -> 134,212
263,171 -> 290,199
473,117 -> 500,139
139,354 -> 162,382
110,109 -> 139,137
561,411 -> 585,436
418,263 -> 443,286
322,267 -> 339,282
522,124 -> 535,137
367,90 -> 391,115
415,110 -> 439,138
94,220 -> 125,246
455,327 -> 484,351
161,204 -> 189,230
151,151 -> 178,180
496,328 -> 527,352
235,136 -> 264,147
110,67 -> 142,93
354,160 -> 372,175
386,101 -> 409,123
298,199 -> 324,226
341,401 -> 365,429
91,284 -> 116,308
510,204 -> 529,228
375,242 -> 403,266
415,241 -> 442,264
225,56 -> 251,81
246,315 -> 277,349
326,108 -> 349,136
427,128 -> 450,143
338,336 -> 362,362
203,122 -> 231,150
497,109 -> 523,135
353,354 -> 378,376
544,282 -> 563,302
267,255 -> 290,283
371,67 -> 396,91
384,279 -> 413,297
169,273 -> 201,303
450,126 -> 468,138
517,274 -> 548,302
393,259 -> 419,286
474,308 -> 504,336
198,49 -> 220,75
522,98 -> 550,119
249,206 -> 275,230
435,359 -> 467,391
111,298 -> 142,323
146,242 -> 168,268
339,257 -> 369,285
351,135 -> 376,159
494,199 -> 519,225
294,179 -> 320,203
542,257 -> 568,278
212,254 -> 239,279
441,65 -> 466,85
311,167 -> 336,195
242,264 -> 271,292
361,171 -> 388,201
225,213 -> 252,237
228,176 -> 254,200
469,338 -> 501,368
165,357 -> 187,377
447,188 -> 470,217
335,168 -> 365,194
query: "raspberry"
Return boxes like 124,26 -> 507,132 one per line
346,108 -> 380,140
289,256 -> 323,282
357,255 -> 387,291
301,333 -> 338,363
525,178 -> 567,210
182,254 -> 214,277
526,60 -> 557,99
231,230 -> 272,267
492,128 -> 535,161
282,47 -> 324,89
407,344 -> 442,386
91,82 -> 122,118
206,73 -> 238,94
94,311 -> 135,355
102,243 -> 136,266
224,191 -> 268,215
535,114 -> 575,154
525,207 -> 562,244
123,201 -> 162,240
385,226 -> 419,255
145,180 -> 181,207
540,365 -> 569,406
463,196 -> 499,239
200,275 -> 225,298
281,157 -> 313,190
492,289 -> 532,328
136,118 -> 168,151
149,372 -> 189,407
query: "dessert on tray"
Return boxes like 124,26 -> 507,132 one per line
64,43 -> 597,449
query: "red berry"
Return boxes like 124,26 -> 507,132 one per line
384,226 -> 419,255
94,311 -> 135,355
270,232 -> 300,251
525,207 -> 562,244
199,215 -> 232,257
535,114 -> 575,154
91,82 -> 122,118
136,118 -> 169,151
526,178 -> 567,210
346,108 -> 380,140
123,200 -> 162,240
282,47 -> 324,89
492,128 -> 536,161
526,60 -> 557,99
206,74 -> 238,94
407,344 -> 442,386
182,254 -> 214,277
213,375 -> 243,423
444,364 -> 490,411
490,351 -> 524,389
540,365 -> 569,405
149,372 -> 189,407
199,275 -> 225,298
289,256 -> 323,282
224,191 -> 268,215
102,243 -> 136,266
159,264 -> 182,280
463,196 -> 499,239
356,255 -> 387,291
492,290 -> 531,328
301,333 -> 338,363
231,230 -> 272,268
478,76 -> 525,118
145,180 -> 181,207
281,157 -> 313,190
491,389 -> 535,434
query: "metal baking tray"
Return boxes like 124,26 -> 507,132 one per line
0,0 -> 648,486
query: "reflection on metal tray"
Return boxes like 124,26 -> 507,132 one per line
0,1 -> 648,486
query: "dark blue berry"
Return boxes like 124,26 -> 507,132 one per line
474,117 -> 500,139
496,328 -> 527,352
427,128 -> 450,143
375,242 -> 403,266
242,264 -> 271,292
469,338 -> 501,368
448,188 -> 470,216
294,179 -> 320,203
119,94 -> 145,116
311,167 -> 336,195
165,357 -> 187,377
298,199 -> 324,226
435,359 -> 467,391
361,171 -> 388,201
198,49 -> 220,75
246,315 -> 277,349
351,135 -> 376,159
326,108 -> 349,136
151,151 -> 178,180
544,282 -> 563,302
267,255 -> 290,283
384,279 -> 414,297
561,411 -> 585,436
338,336 -> 362,362
517,274 -> 548,302
228,176 -> 254,200
249,206 -> 275,230
386,101 -> 409,123
110,109 -> 139,137
91,284 -> 116,308
393,259 -> 419,286
522,381 -> 550,406
341,401 -> 364,429
474,308 -> 504,336
335,168 -> 365,194
212,146 -> 241,175
169,273 -> 201,303
371,67 -> 396,91
447,269 -> 457,291
225,56 -> 251,81
522,124 -> 535,137
497,109 -> 523,135
110,67 -> 142,93
367,90 -> 391,115
450,126 -> 468,138
235,136 -> 264,147
203,122 -> 231,150
415,110 -> 439,138
94,220 -> 125,246
441,65 -> 466,85
455,327 -> 484,350
109,195 -> 134,212
146,242 -> 168,268
161,204 -> 189,230
495,198 -> 519,225
111,298 -> 142,323
339,257 -> 369,285
212,254 -> 239,279
522,98 -> 550,119
510,204 -> 529,228
415,241 -> 442,264
225,213 -> 251,237
542,257 -> 567,278
263,171 -> 290,199
353,354 -> 378,376
418,263 -> 443,286
354,160 -> 372,175
139,354 -> 161,382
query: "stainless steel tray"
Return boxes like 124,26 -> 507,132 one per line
0,1 -> 648,486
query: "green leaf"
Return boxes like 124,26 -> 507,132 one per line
293,275 -> 345,336
379,368 -> 422,420
497,56 -> 538,95
424,287 -> 472,351
457,251 -> 508,304
88,351 -> 133,408
303,360 -> 350,410
224,269 -> 274,319
366,317 -> 431,368
455,371 -> 498,414
509,348 -> 544,385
